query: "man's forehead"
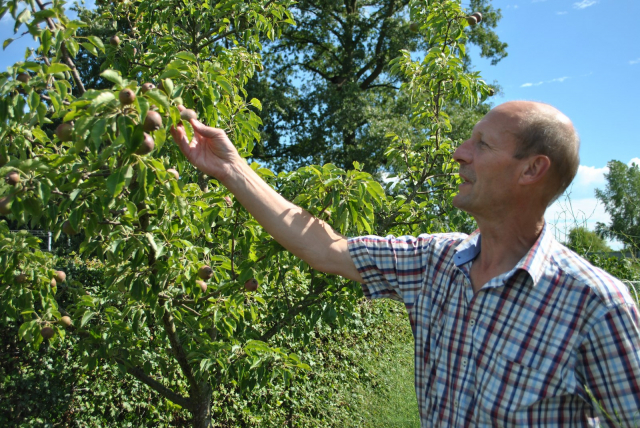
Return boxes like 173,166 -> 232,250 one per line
488,101 -> 571,127
472,109 -> 512,136
471,101 -> 556,136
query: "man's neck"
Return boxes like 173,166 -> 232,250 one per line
469,215 -> 546,293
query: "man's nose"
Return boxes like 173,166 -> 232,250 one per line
453,139 -> 471,164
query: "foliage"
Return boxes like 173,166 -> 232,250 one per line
2,260 -> 415,427
566,226 -> 611,255
587,253 -> 640,283
246,0 -> 506,173
595,160 -> 640,251
0,0 -> 491,426
1,258 -> 188,427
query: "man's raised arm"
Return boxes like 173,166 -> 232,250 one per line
170,107 -> 364,283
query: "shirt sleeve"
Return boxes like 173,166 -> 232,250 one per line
347,234 -> 433,306
578,302 -> 640,426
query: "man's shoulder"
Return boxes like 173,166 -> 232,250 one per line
348,232 -> 469,269
547,241 -> 636,309
349,231 -> 468,252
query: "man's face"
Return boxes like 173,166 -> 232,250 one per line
452,107 -> 528,218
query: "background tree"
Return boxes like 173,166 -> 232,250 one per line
566,226 -> 611,255
246,0 -> 506,173
1,0 -> 492,426
595,160 -> 640,251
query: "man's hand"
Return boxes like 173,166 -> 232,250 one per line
169,106 -> 364,283
169,105 -> 243,183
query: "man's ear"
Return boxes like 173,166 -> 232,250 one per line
520,155 -> 551,185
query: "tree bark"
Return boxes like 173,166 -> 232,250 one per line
191,382 -> 213,428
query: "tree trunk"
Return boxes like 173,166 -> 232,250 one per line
191,382 -> 213,428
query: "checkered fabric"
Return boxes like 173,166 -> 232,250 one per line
348,224 -> 640,427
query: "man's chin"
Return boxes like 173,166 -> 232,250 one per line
452,194 -> 472,213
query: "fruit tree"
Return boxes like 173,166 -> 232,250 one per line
0,0 -> 493,425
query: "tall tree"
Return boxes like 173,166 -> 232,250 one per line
248,0 -> 507,173
596,160 -> 640,251
566,226 -> 612,255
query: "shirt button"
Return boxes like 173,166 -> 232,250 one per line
462,358 -> 468,366
469,319 -> 476,327
454,400 -> 459,408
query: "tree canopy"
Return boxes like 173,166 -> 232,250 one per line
1,0 -> 494,425
566,226 -> 611,255
596,160 -> 640,251
247,0 -> 506,173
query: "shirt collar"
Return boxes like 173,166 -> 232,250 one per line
453,223 -> 555,287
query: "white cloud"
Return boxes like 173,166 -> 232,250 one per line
556,11 -> 568,15
628,158 -> 640,167
575,164 -> 608,188
521,81 -> 544,88
520,76 -> 570,88
573,0 -> 597,9
630,58 -> 640,65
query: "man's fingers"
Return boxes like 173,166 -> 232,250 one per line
177,104 -> 220,139
170,123 -> 193,158
190,118 -> 223,139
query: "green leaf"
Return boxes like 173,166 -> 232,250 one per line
91,118 -> 107,151
66,38 -> 79,58
32,127 -> 50,143
249,98 -> 262,111
175,51 -> 197,62
145,89 -> 170,113
89,91 -> 116,111
216,77 -> 233,94
15,9 -> 31,33
100,69 -> 123,86
81,311 -> 95,328
33,9 -> 57,21
3,38 -> 14,50
18,320 -> 37,339
81,42 -> 98,56
41,29 -> 51,55
87,35 -> 105,52
106,165 -> 134,197
37,181 -> 52,206
28,91 -> 40,111
45,63 -> 71,74
159,69 -> 182,79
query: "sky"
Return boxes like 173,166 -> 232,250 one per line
465,0 -> 640,248
1,0 -> 638,247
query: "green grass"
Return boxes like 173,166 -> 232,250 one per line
352,303 -> 421,428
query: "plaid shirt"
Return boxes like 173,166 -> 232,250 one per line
348,225 -> 640,427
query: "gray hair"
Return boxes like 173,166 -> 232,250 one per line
512,111 -> 580,205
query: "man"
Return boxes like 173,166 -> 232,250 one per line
171,101 -> 640,426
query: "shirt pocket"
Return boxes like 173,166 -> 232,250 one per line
476,352 -> 566,425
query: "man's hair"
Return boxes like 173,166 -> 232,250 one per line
512,110 -> 580,205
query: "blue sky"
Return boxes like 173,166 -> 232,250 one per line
466,0 -> 640,247
2,0 -> 638,246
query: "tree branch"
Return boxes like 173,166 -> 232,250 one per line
34,0 -> 86,95
116,357 -> 193,410
161,308 -> 199,391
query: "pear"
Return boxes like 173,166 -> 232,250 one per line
198,265 -> 213,280
244,278 -> 259,292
